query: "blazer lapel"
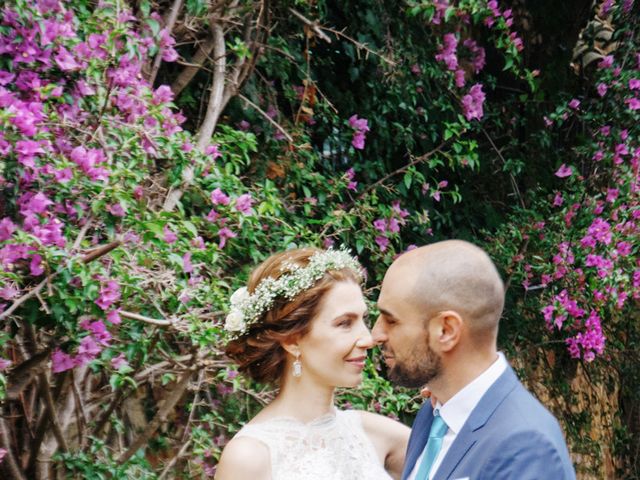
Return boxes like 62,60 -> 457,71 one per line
433,366 -> 520,480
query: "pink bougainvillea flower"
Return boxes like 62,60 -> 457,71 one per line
95,280 -> 121,310
552,192 -> 564,206
461,84 -> 485,121
107,203 -> 126,217
435,33 -> 459,71
626,97 -> 640,110
597,83 -> 608,97
629,79 -> 640,90
51,349 -> 75,373
76,335 -> 102,364
182,252 -> 193,273
30,254 -> 44,276
235,194 -> 253,214
568,98 -> 580,109
388,217 -> 401,234
605,188 -> 619,202
348,115 -> 370,150
153,85 -> 174,104
205,144 -> 222,160
106,309 -> 121,325
218,227 -> 237,249
554,164 -> 573,178
111,353 -> 129,370
54,46 -> 80,71
616,241 -> 632,256
375,236 -> 389,251
210,188 -> 230,205
373,219 -> 387,232
163,225 -> 177,244
0,358 -> 11,370
22,192 -> 53,215
391,200 -> 409,218
0,218 -> 16,241
206,209 -> 219,223
597,55 -> 614,69
0,286 -> 19,300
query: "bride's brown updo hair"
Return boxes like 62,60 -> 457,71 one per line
225,247 -> 362,384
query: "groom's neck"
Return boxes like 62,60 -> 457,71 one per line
431,348 -> 498,404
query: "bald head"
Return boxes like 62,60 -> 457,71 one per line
388,240 -> 505,339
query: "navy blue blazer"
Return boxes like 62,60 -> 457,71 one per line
401,365 -> 576,480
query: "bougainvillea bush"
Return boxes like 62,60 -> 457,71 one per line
0,0 -> 638,478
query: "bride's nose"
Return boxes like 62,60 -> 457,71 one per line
355,328 -> 374,350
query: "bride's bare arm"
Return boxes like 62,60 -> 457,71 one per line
359,411 -> 411,480
215,436 -> 270,480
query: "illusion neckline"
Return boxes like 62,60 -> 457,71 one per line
251,408 -> 340,428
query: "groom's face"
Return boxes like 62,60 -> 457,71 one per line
373,274 -> 443,388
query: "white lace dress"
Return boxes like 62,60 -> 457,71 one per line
234,409 -> 393,480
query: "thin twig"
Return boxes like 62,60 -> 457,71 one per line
481,128 -> 526,209
238,93 -> 293,142
157,439 -> 192,480
288,8 -> 332,42
345,140 -> 450,210
119,310 -> 173,326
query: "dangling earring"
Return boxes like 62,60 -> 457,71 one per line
293,352 -> 302,377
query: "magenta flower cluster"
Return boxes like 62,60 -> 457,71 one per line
372,201 -> 409,252
0,1 -> 247,375
528,56 -> 640,361
348,114 -> 370,150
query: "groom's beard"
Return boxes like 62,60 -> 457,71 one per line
388,337 -> 442,388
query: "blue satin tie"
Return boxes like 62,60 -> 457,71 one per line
415,412 -> 448,480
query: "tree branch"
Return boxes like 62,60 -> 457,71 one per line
0,415 -> 27,480
171,37 -> 216,96
163,19 -> 226,212
116,361 -> 196,464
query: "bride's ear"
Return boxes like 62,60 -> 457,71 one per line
280,335 -> 301,357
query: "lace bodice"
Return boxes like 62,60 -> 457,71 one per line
234,409 -> 393,480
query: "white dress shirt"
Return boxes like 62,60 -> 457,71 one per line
407,352 -> 508,480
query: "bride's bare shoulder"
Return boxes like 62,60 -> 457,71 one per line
216,436 -> 270,480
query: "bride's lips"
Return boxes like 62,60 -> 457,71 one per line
345,356 -> 367,368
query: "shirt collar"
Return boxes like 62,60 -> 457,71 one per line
434,352 -> 508,434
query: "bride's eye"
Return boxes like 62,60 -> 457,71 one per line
336,317 -> 352,328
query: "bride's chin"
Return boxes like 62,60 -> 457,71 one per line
337,376 -> 364,389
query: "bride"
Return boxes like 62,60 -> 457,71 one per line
216,247 -> 410,480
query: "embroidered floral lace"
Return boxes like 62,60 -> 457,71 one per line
234,409 -> 393,480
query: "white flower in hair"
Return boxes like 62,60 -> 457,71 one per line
230,287 -> 249,306
225,310 -> 245,332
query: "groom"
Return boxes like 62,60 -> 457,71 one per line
372,240 -> 576,480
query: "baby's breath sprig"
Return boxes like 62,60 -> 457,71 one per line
224,249 -> 362,339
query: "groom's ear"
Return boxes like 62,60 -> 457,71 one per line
432,310 -> 463,352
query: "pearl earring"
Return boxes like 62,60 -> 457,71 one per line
293,352 -> 302,377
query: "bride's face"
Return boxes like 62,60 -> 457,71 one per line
295,281 -> 373,388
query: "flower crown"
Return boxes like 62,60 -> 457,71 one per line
224,249 -> 362,339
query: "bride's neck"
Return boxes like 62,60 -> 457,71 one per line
269,375 -> 336,422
